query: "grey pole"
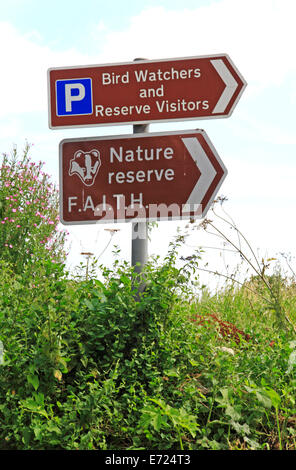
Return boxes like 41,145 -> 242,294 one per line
131,58 -> 149,284
131,123 -> 149,277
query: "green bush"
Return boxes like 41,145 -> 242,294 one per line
1,183 -> 296,449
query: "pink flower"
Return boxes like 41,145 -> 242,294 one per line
16,225 -> 21,228
12,208 -> 17,212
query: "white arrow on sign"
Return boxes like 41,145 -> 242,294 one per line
210,59 -> 239,114
182,135 -> 227,216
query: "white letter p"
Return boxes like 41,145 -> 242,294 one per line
65,83 -> 85,112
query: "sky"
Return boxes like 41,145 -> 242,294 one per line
1,0 -> 296,284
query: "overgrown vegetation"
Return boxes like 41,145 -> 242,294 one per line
0,147 -> 296,450
0,143 -> 67,272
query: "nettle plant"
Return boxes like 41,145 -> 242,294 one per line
0,143 -> 67,272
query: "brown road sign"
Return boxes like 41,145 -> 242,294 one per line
49,54 -> 246,129
59,129 -> 227,225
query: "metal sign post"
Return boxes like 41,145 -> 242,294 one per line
131,59 -> 149,290
131,122 -> 149,279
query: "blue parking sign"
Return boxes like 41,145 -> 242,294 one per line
56,78 -> 93,116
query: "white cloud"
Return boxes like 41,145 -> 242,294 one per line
95,0 -> 296,91
0,22 -> 95,117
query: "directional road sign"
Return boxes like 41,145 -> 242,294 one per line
48,55 -> 246,129
59,129 -> 227,225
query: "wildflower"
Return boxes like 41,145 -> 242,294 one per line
217,346 -> 235,356
12,208 -> 17,213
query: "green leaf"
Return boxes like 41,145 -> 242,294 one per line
152,410 -> 164,432
264,388 -> 281,408
33,425 -> 43,440
189,358 -> 199,367
27,374 -> 39,391
231,420 -> 250,436
163,368 -> 179,378
225,405 -> 241,421
0,340 -> 4,365
22,428 -> 31,446
255,391 -> 272,409
21,393 -> 48,419
287,350 -> 296,374
84,299 -> 95,310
